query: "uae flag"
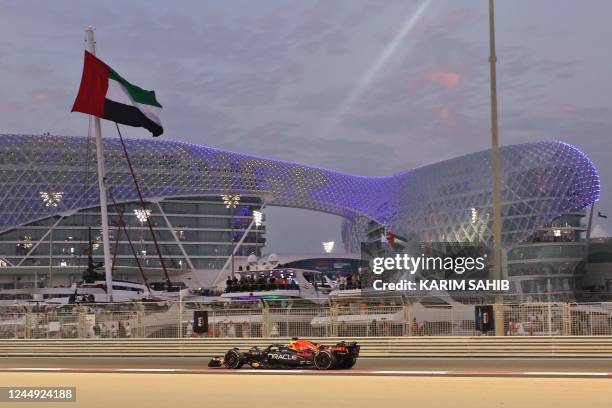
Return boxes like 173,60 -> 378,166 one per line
72,51 -> 163,136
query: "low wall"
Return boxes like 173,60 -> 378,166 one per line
1,337 -> 612,358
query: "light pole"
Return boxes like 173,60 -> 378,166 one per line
134,208 -> 151,265
488,0 -> 505,336
222,194 -> 240,278
17,236 -> 33,286
253,210 -> 263,257
40,191 -> 63,287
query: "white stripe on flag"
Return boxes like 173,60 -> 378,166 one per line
107,78 -> 133,106
134,101 -> 162,126
107,79 -> 162,127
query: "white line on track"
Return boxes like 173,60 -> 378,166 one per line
232,370 -> 305,373
373,371 -> 449,375
116,369 -> 179,372
524,372 -> 610,376
8,368 -> 63,371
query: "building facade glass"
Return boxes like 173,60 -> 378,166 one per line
0,134 -> 601,293
0,195 -> 265,288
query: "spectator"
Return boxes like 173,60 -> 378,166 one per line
257,275 -> 266,290
422,321 -> 430,336
93,323 -> 101,337
118,321 -> 126,338
411,318 -> 420,336
507,320 -> 517,336
227,321 -> 236,337
339,276 -> 347,290
381,319 -> 390,336
339,321 -> 349,336
269,276 -> 276,290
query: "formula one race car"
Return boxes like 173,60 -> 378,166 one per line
208,338 -> 360,370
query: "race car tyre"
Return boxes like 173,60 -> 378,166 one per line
337,356 -> 357,369
224,349 -> 244,369
313,350 -> 336,370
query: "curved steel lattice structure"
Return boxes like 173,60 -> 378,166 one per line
0,134 -> 600,248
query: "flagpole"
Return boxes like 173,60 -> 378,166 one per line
86,26 -> 114,302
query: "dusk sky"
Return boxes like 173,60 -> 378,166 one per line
1,0 -> 611,253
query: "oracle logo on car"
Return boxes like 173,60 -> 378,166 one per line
268,353 -> 297,360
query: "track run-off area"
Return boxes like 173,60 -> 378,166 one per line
1,371 -> 611,408
1,359 -> 611,407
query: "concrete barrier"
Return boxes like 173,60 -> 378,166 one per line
1,337 -> 612,358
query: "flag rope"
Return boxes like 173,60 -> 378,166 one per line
114,122 -> 172,287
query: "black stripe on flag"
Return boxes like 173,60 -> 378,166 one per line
103,99 -> 163,137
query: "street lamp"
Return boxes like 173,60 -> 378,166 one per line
18,235 -> 33,252
222,194 -> 241,209
134,208 -> 151,223
253,210 -> 263,257
221,194 -> 241,278
322,241 -> 335,253
134,208 -> 151,263
40,191 -> 63,207
92,234 -> 102,251
17,234 -> 33,279
471,207 -> 479,224
40,191 -> 63,287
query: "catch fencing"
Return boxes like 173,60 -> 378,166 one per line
1,300 -> 611,339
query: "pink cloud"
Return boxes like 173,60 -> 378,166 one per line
29,89 -> 69,105
0,100 -> 24,112
426,71 -> 461,88
439,105 -> 450,121
447,10 -> 469,26
31,91 -> 50,103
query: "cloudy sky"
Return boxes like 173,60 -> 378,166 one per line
1,0 -> 611,252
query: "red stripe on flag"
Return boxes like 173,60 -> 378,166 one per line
71,50 -> 110,118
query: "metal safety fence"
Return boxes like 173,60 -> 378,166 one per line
1,300 -> 611,339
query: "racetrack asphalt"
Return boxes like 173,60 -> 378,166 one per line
1,357 -> 611,377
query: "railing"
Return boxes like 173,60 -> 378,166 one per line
1,300 -> 611,339
2,337 -> 612,358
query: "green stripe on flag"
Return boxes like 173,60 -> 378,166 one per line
108,68 -> 162,108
